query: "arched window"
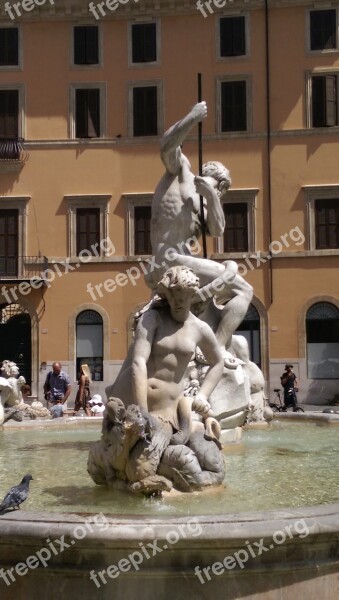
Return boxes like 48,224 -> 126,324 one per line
236,304 -> 261,367
76,310 -> 103,381
306,302 -> 339,379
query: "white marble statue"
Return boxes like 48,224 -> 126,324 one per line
89,101 -> 268,496
145,101 -> 253,361
0,361 -> 25,408
0,360 -> 50,423
89,266 -> 226,494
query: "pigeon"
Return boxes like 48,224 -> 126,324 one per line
0,474 -> 33,514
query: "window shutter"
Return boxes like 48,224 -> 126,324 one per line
221,81 -> 247,132
133,87 -> 157,136
312,76 -> 326,127
232,17 -> 246,56
325,75 -> 337,126
315,199 -> 339,249
223,203 -> 248,252
220,17 -> 245,57
76,208 -> 100,254
86,27 -> 99,64
132,23 -> 156,63
76,89 -> 100,138
310,10 -> 336,51
0,28 -> 18,66
220,18 -> 233,57
75,89 -> 86,137
87,89 -> 100,137
0,90 -> 19,138
74,27 -> 98,65
134,206 -> 152,254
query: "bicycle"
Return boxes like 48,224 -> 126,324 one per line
269,388 -> 304,413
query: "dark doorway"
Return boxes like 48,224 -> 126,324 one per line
236,303 -> 261,367
0,306 -> 31,384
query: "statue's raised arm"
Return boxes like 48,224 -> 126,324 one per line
160,102 -> 207,175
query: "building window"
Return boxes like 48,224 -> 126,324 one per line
315,199 -> 339,249
0,89 -> 19,137
236,304 -> 261,367
75,88 -> 100,138
65,195 -> 110,257
219,16 -> 246,57
311,75 -> 338,127
223,203 -> 248,252
131,85 -> 158,137
0,28 -> 19,66
134,206 -> 152,255
304,185 -> 339,250
309,9 -> 337,51
218,78 -> 249,132
76,208 -> 100,255
306,302 -> 339,379
131,22 -> 157,64
0,209 -> 18,276
76,310 -> 103,381
216,190 -> 256,254
74,26 -> 99,65
124,194 -> 153,256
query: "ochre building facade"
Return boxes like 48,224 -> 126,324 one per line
0,0 -> 338,404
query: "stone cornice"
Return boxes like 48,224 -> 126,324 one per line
0,0 -> 336,23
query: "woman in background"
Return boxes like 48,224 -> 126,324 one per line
73,364 -> 92,416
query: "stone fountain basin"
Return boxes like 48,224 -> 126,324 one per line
1,413 -> 339,599
0,504 -> 339,600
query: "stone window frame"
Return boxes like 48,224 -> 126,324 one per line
127,80 -> 163,139
303,185 -> 339,251
68,303 -> 110,383
0,25 -> 22,71
69,82 -> 107,139
128,19 -> 161,68
216,74 -> 252,134
70,23 -> 103,69
306,7 -> 339,55
124,193 -> 153,257
0,196 -> 29,274
216,189 -> 257,257
216,13 -> 250,62
305,69 -> 339,128
65,194 -> 111,259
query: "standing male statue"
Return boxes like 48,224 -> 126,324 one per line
146,101 -> 253,354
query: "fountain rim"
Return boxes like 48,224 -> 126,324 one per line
0,502 -> 339,542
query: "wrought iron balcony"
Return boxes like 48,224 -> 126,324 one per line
0,256 -> 48,281
0,138 -> 27,171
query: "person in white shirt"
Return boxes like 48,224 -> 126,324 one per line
90,395 -> 105,416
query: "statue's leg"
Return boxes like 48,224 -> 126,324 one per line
188,423 -> 225,476
214,274 -> 253,349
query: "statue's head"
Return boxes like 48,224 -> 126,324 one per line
202,161 -> 231,198
157,266 -> 199,322
1,360 -> 19,378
